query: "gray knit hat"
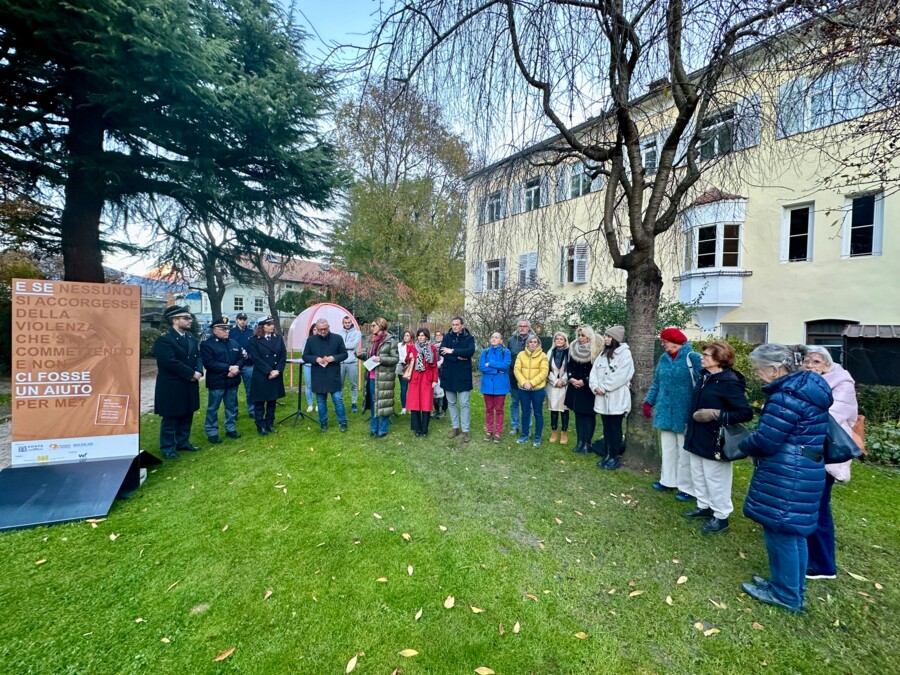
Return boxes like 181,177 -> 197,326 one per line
605,325 -> 625,343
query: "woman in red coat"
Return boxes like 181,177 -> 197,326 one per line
405,328 -> 439,437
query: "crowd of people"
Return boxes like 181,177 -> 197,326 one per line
152,306 -> 861,614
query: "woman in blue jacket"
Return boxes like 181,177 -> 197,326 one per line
739,343 -> 832,612
479,332 -> 511,442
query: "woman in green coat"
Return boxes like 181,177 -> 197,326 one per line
365,317 -> 399,437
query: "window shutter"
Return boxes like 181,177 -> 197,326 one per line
734,92 -> 762,150
555,165 -> 569,202
539,173 -> 550,207
574,243 -> 589,283
500,188 -> 509,219
528,252 -> 539,286
518,253 -> 528,287
559,247 -> 566,285
476,196 -> 486,226
473,262 -> 485,294
511,183 -> 524,215
499,257 -> 507,287
776,76 -> 807,139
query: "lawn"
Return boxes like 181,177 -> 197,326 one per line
1,385 -> 897,674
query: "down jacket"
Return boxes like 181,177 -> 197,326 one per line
822,363 -> 859,482
515,347 -> 549,389
479,345 -> 512,396
683,368 -> 753,460
739,370 -> 833,536
367,332 -> 399,418
644,343 -> 702,433
589,344 -> 635,415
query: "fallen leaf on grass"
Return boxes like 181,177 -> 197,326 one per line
628,590 -> 644,597
498,623 -> 505,634
373,513 -> 382,519
398,649 -> 418,657
407,565 -> 414,576
525,594 -> 539,602
607,589 -> 616,595
672,559 -> 681,564
376,577 -> 388,583
875,582 -> 884,590
109,533 -> 120,541
221,524 -> 228,532
346,654 -> 358,673
847,571 -> 868,582
665,596 -> 673,605
555,518 -> 563,525
390,470 -> 396,475
35,559 -> 47,566
752,622 -> 764,630
538,542 -> 545,551
574,632 -> 588,640
513,621 -> 521,633
160,637 -> 170,643
834,619 -> 841,627
709,598 -> 727,610
402,532 -> 411,542
190,603 -> 210,616
475,668 -> 495,675
574,510 -> 584,516
389,527 -> 395,532
704,628 -> 720,637
263,589 -> 273,601
135,617 -> 145,623
85,518 -> 106,524
739,551 -> 747,560
415,608 -> 423,621
213,647 -> 236,662
438,525 -> 448,532
470,606 -> 485,614
676,575 -> 688,585
628,581 -> 636,587
444,596 -> 455,609
166,581 -> 179,592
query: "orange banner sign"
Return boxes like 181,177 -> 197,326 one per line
11,280 -> 141,466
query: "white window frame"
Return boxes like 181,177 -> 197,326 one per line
698,108 -> 735,161
559,243 -> 589,284
254,297 -> 265,313
485,259 -> 501,291
233,295 -> 244,311
841,192 -> 884,258
686,223 -> 742,270
523,178 -> 541,212
780,203 -> 814,263
641,139 -> 658,174
486,190 -> 504,222
570,163 -> 592,198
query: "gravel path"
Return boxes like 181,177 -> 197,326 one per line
0,360 -> 157,470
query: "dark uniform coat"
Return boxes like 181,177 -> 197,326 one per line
302,331 -> 348,394
439,328 -> 476,393
247,334 -> 287,402
228,325 -> 254,366
153,328 -> 202,417
200,336 -> 243,390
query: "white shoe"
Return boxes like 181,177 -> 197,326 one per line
401,408 -> 407,415
306,405 -> 313,413
805,573 -> 837,580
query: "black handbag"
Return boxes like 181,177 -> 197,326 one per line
714,423 -> 751,462
824,415 -> 863,464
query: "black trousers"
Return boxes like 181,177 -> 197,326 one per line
600,413 -> 625,456
160,414 -> 193,456
574,412 -> 596,446
411,410 -> 431,435
254,400 -> 277,427
550,410 -> 570,431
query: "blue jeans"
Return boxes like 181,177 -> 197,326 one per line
304,364 -> 314,407
806,475 -> 836,576
509,384 -> 522,430
763,527 -> 808,609
239,365 -> 255,419
316,391 -> 347,429
205,387 -> 238,436
368,379 -> 390,436
519,388 -> 545,441
399,377 -> 409,408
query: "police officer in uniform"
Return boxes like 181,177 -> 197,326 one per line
201,316 -> 243,443
153,305 -> 203,459
228,312 -> 255,421
246,315 -> 286,435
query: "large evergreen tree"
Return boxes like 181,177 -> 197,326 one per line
0,0 -> 341,281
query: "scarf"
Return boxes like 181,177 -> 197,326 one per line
569,339 -> 593,363
414,341 -> 434,372
369,332 -> 385,358
551,348 -> 566,370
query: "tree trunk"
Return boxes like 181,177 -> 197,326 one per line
60,97 -> 105,282
623,254 -> 664,470
203,257 -> 225,321
266,279 -> 281,334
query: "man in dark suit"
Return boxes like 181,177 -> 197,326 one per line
302,319 -> 349,432
200,316 -> 243,444
228,312 -> 255,422
153,305 -> 203,459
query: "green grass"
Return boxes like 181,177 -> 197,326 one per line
1,386 -> 898,674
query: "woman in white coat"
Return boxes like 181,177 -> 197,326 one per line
546,331 -> 570,445
590,325 -> 635,470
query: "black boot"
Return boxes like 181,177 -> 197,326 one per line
573,441 -> 590,455
257,424 -> 268,437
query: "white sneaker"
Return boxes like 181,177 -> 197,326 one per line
805,573 -> 837,580
401,408 -> 407,415
306,405 -> 313,413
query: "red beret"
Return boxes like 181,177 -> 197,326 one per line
659,327 -> 688,344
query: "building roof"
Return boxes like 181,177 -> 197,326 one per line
843,325 -> 900,339
690,188 -> 747,206
242,257 -> 342,287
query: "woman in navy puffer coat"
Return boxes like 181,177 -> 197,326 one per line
738,344 -> 832,612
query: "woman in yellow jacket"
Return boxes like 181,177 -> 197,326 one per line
514,334 -> 550,447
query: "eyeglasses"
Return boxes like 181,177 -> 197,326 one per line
803,358 -> 825,365
701,352 -> 714,358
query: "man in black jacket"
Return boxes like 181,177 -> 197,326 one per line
228,312 -> 255,422
440,316 -> 476,442
201,317 -> 243,444
302,319 -> 349,432
153,305 -> 203,459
